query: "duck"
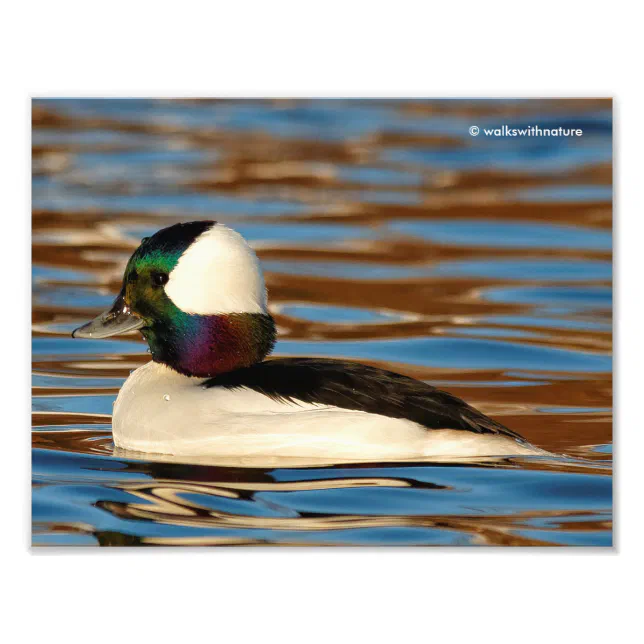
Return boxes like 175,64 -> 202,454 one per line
72,220 -> 545,462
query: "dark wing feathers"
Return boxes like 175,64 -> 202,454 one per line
204,358 -> 523,440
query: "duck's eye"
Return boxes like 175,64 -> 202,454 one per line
128,269 -> 138,283
151,271 -> 169,287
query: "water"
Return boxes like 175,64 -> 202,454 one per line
32,98 -> 612,547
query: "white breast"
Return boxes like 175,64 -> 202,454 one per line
112,361 -> 544,463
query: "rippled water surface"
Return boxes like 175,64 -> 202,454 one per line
32,99 -> 612,546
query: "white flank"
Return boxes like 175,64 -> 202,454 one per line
113,362 -> 546,462
164,223 -> 267,315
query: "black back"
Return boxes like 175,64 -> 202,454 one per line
204,358 -> 524,440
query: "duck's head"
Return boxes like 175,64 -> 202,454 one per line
72,221 -> 276,377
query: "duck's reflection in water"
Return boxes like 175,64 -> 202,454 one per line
78,447 -> 608,546
32,429 -> 611,546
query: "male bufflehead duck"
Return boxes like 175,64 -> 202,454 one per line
73,221 -> 544,461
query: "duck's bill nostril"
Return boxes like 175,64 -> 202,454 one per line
72,292 -> 145,339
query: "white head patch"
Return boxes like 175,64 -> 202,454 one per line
165,224 -> 268,315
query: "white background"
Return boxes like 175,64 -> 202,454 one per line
2,1 -> 639,642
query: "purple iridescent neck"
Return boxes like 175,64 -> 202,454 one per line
142,311 -> 276,378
